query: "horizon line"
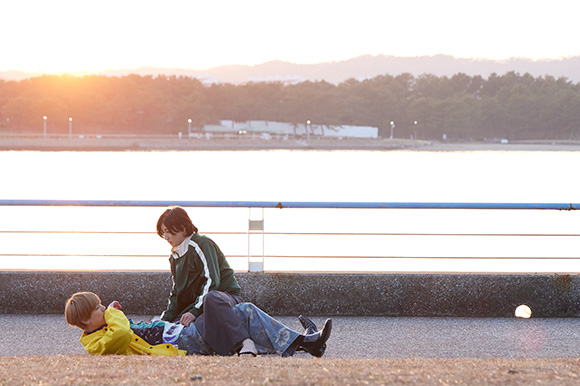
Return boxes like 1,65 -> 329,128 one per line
2,53 -> 579,77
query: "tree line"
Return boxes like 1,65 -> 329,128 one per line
1,71 -> 579,140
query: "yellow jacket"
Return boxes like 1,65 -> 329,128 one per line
80,308 -> 186,356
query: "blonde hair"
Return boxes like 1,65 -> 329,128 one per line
65,292 -> 101,330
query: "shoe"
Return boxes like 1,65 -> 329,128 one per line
296,315 -> 318,352
299,319 -> 332,358
238,339 -> 257,357
298,315 -> 318,335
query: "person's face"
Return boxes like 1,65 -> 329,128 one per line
161,224 -> 189,248
83,303 -> 106,331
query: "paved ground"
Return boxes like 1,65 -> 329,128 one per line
2,314 -> 580,358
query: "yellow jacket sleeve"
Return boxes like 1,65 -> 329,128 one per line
80,308 -> 133,355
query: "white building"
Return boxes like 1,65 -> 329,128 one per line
203,120 -> 378,139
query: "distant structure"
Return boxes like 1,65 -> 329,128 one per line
247,75 -> 306,85
197,120 -> 378,140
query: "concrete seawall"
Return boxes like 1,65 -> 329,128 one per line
1,271 -> 579,317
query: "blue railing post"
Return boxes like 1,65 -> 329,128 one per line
248,208 -> 265,272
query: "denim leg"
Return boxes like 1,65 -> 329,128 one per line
177,321 -> 214,355
235,303 -> 300,357
198,291 -> 249,355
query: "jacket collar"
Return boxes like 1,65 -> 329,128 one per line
171,233 -> 194,259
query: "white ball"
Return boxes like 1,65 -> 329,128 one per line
515,304 -> 532,318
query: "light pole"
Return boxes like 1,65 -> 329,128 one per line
306,120 -> 311,140
69,117 -> 73,139
413,120 -> 418,139
43,116 -> 47,138
188,119 -> 192,138
390,121 -> 395,139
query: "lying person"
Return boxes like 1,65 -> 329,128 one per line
65,291 -> 332,357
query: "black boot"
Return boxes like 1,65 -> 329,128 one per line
298,315 -> 318,335
296,315 -> 318,352
298,319 -> 332,358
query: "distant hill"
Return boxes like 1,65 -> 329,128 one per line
2,54 -> 580,84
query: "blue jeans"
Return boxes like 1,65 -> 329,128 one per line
178,303 -> 300,356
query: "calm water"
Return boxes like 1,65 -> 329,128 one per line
1,149 -> 579,272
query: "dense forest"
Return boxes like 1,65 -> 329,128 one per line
1,71 -> 579,140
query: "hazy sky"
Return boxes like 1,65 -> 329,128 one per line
1,0 -> 578,74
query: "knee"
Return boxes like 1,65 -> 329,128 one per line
203,290 -> 225,308
239,303 -> 255,313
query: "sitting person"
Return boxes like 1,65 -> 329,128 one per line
156,206 -> 248,356
65,291 -> 332,357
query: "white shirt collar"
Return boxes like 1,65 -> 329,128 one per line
171,234 -> 192,259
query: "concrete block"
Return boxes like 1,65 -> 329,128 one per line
1,271 -> 579,317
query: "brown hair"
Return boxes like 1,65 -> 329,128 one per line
65,292 -> 101,330
156,206 -> 197,238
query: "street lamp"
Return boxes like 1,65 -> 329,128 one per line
188,118 -> 192,138
306,120 -> 311,140
413,120 -> 418,139
69,117 -> 73,139
390,121 -> 395,139
43,116 -> 47,138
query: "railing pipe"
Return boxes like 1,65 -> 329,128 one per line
1,199 -> 579,272
0,200 -> 579,210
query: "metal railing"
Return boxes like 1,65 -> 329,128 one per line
0,200 -> 579,272
2,200 -> 579,209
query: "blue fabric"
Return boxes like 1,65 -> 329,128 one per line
178,322 -> 214,355
178,303 -> 300,356
236,303 -> 300,357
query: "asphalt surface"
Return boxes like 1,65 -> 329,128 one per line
2,314 -> 580,358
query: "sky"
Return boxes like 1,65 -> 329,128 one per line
1,0 -> 579,74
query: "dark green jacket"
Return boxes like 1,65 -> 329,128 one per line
161,233 -> 241,321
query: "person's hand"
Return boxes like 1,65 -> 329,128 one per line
180,312 -> 196,326
108,301 -> 122,310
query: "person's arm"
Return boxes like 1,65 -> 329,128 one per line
161,286 -> 179,322
161,263 -> 179,322
82,308 -> 133,355
180,240 -> 222,318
